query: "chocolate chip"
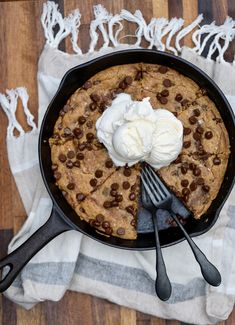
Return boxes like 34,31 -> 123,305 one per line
103,201 -> 111,208
66,160 -> 74,168
175,93 -> 183,102
116,194 -> 123,202
105,227 -> 113,235
123,181 -> 130,190
78,116 -> 86,125
129,193 -> 136,201
196,177 -> 204,185
181,99 -> 189,107
196,126 -> 204,134
183,127 -> 191,136
181,166 -> 188,174
135,70 -> 142,80
110,189 -> 117,197
58,123 -> 63,130
74,128 -> 83,139
213,157 -> 221,165
159,96 -> 168,105
182,188 -> 190,196
58,153 -> 67,162
89,219 -> 96,227
79,207 -> 85,213
182,162 -> 189,169
202,185 -> 210,192
63,105 -> 70,113
64,127 -> 72,136
83,81 -> 92,90
119,80 -> 127,90
94,221 -> 101,227
205,131 -> 213,139
174,156 -> 182,164
90,93 -> 100,102
77,152 -> 84,160
193,132 -> 201,141
182,194 -> 189,202
193,168 -> 201,176
189,181 -> 197,191
111,183 -> 119,190
73,160 -> 80,168
76,193 -> 85,201
193,109 -> 200,117
78,143 -> 86,151
96,214 -> 104,223
189,116 -> 197,125
86,143 -> 93,151
189,163 -> 196,170
161,89 -> 169,97
89,102 -> 97,111
102,221 -> 110,229
67,150 -> 75,159
126,205 -> 135,215
125,76 -> 133,85
124,167 -> 131,177
67,183 -> 75,190
172,112 -> 178,117
90,178 -> 98,187
86,120 -> 93,128
86,133 -> 94,142
105,159 -> 113,168
54,171 -> 61,180
52,164 -> 58,171
158,66 -> 168,74
95,170 -> 103,178
163,79 -> 172,87
117,227 -> 125,235
183,141 -> 191,148
59,110 -> 65,116
130,219 -> 136,227
181,179 -> 189,187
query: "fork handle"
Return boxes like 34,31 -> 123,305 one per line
152,214 -> 172,301
171,213 -> 221,287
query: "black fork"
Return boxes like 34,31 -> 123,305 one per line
142,185 -> 172,301
141,164 -> 221,287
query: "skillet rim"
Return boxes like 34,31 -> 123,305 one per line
38,49 -> 235,250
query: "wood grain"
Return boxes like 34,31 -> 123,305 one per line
0,0 -> 235,324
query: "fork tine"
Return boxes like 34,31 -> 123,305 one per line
142,169 -> 162,202
145,166 -> 165,199
146,165 -> 170,197
140,172 -> 160,206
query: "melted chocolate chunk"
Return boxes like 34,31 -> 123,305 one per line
183,127 -> 191,135
76,193 -> 85,201
117,227 -> 125,235
205,131 -> 213,139
163,79 -> 172,88
95,170 -> 103,178
213,157 -> 221,165
58,154 -> 67,162
105,159 -> 113,168
158,66 -> 168,74
175,93 -> 183,102
111,183 -> 119,190
90,178 -> 98,187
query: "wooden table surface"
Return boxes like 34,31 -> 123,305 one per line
0,0 -> 235,324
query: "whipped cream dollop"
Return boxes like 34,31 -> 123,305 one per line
96,93 -> 183,169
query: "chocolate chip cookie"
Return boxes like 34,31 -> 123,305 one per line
50,63 -> 230,239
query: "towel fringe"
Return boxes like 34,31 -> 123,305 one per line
0,88 -> 36,138
191,16 -> 235,63
40,1 -> 235,64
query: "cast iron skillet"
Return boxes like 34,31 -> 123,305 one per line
0,49 -> 235,292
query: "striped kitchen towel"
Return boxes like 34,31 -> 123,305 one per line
1,2 -> 235,324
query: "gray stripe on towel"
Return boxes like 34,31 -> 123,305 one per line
11,253 -> 206,303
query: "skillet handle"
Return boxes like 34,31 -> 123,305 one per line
0,207 -> 73,293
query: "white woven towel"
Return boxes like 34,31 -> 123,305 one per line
1,2 -> 235,324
